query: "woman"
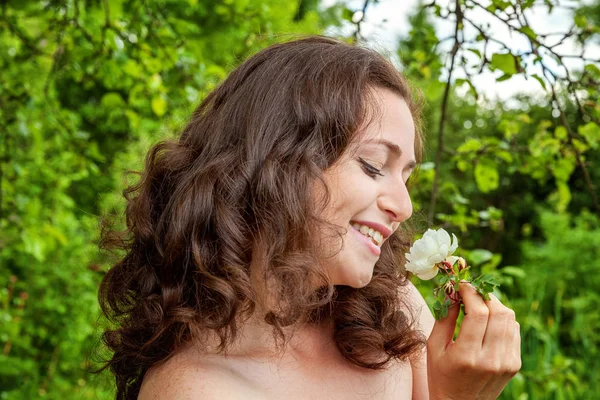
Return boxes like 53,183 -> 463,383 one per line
99,36 -> 521,399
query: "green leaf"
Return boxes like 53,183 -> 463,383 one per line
519,26 -> 537,40
584,63 -> 600,76
501,266 -> 527,279
456,159 -> 469,172
499,119 -> 521,140
457,138 -> 482,153
101,92 -> 126,108
441,305 -> 448,319
342,7 -> 354,22
531,74 -> 547,90
123,59 -> 143,78
470,249 -> 494,266
491,0 -> 511,11
474,159 -> 499,193
467,48 -> 481,58
578,122 -> 600,149
554,126 -> 567,140
438,274 -> 451,285
490,53 -> 517,75
548,181 -> 572,212
575,15 -> 587,28
151,95 -> 168,117
551,156 -> 576,182
470,274 -> 500,301
522,0 -> 535,10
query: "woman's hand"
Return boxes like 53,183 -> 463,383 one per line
426,282 -> 521,400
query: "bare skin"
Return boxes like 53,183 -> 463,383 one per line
138,283 -> 433,400
139,282 -> 520,400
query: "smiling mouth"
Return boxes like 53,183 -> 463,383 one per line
350,222 -> 383,247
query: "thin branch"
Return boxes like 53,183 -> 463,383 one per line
352,0 -> 370,43
72,0 -> 95,43
102,0 -> 110,26
542,66 -> 600,215
43,12 -> 69,95
428,0 -> 462,225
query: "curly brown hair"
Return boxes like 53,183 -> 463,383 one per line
99,36 -> 426,400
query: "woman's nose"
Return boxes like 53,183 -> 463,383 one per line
377,181 -> 413,223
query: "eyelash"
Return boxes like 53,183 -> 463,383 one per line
358,157 -> 384,178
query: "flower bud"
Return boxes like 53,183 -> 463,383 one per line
440,260 -> 454,275
443,281 -> 460,302
457,257 -> 467,272
443,281 -> 455,296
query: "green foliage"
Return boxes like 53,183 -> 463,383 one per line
1,0 -> 599,398
403,1 -> 600,398
0,0 -> 333,397
430,259 -> 499,320
501,210 -> 600,399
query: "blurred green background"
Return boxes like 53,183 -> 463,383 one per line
1,0 -> 599,398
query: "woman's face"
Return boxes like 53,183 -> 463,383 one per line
318,87 -> 416,288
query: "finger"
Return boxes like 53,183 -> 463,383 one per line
482,294 -> 515,349
455,282 -> 489,348
427,299 -> 461,354
512,321 -> 522,370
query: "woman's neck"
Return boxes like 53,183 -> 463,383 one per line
196,306 -> 338,366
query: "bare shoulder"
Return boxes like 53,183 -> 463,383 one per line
138,349 -> 261,400
400,280 -> 435,336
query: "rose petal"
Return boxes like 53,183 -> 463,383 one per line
416,267 -> 439,280
449,233 -> 459,253
427,253 -> 445,265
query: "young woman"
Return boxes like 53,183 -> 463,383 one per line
99,36 -> 521,400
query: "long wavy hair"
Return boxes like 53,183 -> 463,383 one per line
99,36 -> 425,400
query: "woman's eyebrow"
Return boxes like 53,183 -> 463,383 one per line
362,139 -> 402,157
362,139 -> 417,169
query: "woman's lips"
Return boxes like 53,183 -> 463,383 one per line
350,225 -> 381,257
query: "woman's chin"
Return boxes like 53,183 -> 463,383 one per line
337,269 -> 374,288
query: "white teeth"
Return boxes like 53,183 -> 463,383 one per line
373,231 -> 383,244
351,223 -> 384,246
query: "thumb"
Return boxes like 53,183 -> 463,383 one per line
427,300 -> 460,352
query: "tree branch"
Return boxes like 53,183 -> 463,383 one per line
543,66 -> 600,215
352,0 -> 371,43
428,0 -> 462,225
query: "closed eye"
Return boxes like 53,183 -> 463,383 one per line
358,157 -> 384,178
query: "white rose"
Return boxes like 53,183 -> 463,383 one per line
404,228 -> 459,280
